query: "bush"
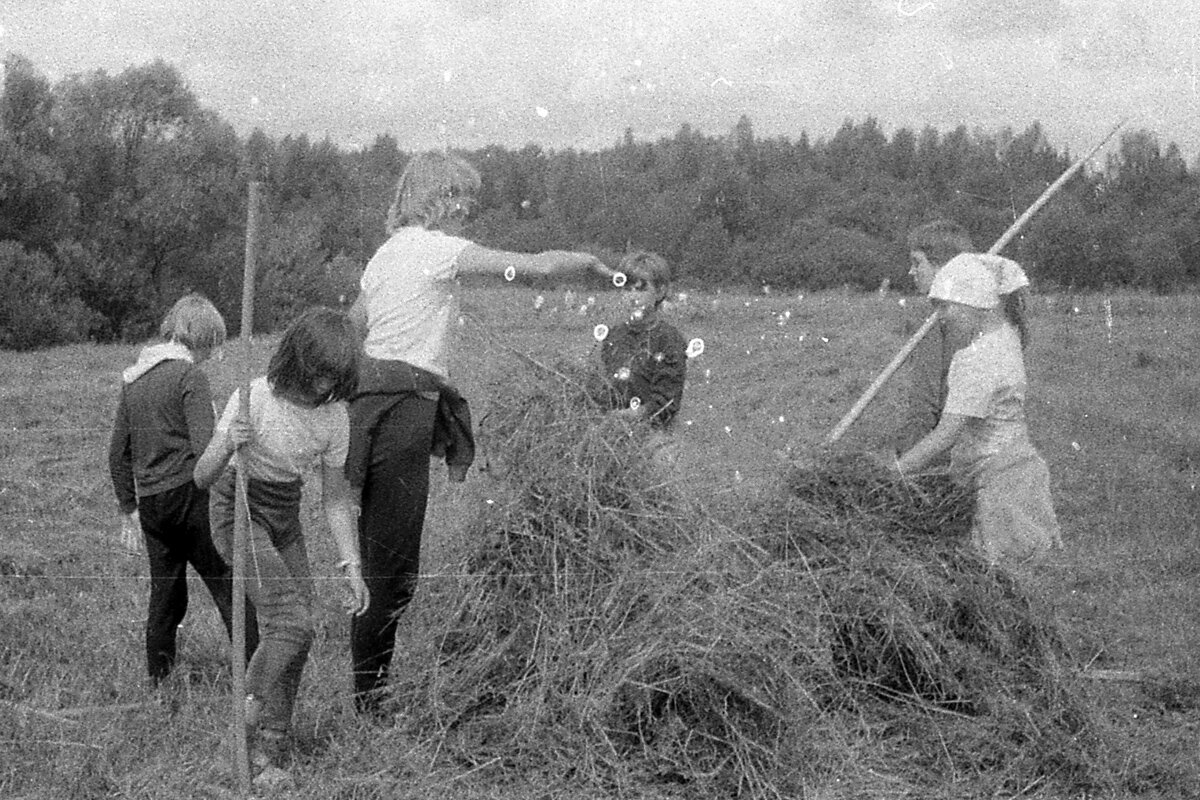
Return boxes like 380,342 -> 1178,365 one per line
0,241 -> 92,349
55,240 -> 154,341
735,220 -> 898,291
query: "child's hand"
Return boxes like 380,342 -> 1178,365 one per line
553,250 -> 605,275
226,415 -> 253,451
119,511 -> 142,555
340,563 -> 370,616
865,450 -> 902,476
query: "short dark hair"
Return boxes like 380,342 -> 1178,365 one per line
1001,287 -> 1031,350
907,220 -> 975,266
268,307 -> 359,404
619,250 -> 671,288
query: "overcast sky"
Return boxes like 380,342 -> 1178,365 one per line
3,0 -> 1198,162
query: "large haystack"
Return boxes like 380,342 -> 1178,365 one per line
389,361 -> 1109,797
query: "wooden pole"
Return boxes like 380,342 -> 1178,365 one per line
824,120 -> 1126,445
825,311 -> 942,445
231,180 -> 261,795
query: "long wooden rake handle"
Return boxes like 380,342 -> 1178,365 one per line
231,180 -> 261,796
825,120 -> 1126,446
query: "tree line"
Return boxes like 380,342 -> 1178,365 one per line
3,54 -> 1198,350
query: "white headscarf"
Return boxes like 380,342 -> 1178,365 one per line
929,253 -> 1029,309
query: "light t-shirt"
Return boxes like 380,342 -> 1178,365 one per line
214,377 -> 350,483
943,324 -> 1029,473
359,227 -> 472,379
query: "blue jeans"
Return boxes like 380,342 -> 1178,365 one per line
210,471 -> 313,736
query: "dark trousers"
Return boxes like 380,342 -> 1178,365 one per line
139,481 -> 259,683
350,394 -> 437,708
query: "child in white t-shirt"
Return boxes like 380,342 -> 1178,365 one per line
195,308 -> 369,777
895,253 -> 1063,564
345,150 -> 625,715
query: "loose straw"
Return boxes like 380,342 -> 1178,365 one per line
825,120 -> 1126,445
231,180 -> 261,796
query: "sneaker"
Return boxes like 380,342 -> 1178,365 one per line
253,765 -> 295,794
251,728 -> 290,771
249,729 -> 293,793
353,688 -> 393,723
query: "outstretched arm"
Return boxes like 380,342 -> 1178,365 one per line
455,244 -> 618,282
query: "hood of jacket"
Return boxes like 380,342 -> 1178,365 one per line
123,341 -> 194,384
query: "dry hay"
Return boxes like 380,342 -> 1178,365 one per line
388,361 -> 1111,797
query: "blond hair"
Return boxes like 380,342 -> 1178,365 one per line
159,293 -> 226,351
386,151 -> 482,233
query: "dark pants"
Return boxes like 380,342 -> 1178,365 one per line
139,481 -> 259,683
350,394 -> 438,709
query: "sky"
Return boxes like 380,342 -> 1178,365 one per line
3,0 -> 1199,163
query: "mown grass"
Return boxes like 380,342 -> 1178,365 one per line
3,285 -> 1200,798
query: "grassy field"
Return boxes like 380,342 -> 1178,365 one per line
3,284 -> 1200,798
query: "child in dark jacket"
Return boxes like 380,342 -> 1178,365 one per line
599,251 -> 687,430
894,220 -> 975,459
107,293 -> 258,685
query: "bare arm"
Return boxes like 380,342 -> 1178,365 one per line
455,243 -> 618,282
194,393 -> 246,490
193,420 -> 241,490
322,463 -> 369,615
896,412 -> 968,474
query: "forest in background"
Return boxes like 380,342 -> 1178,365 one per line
3,54 -> 1199,350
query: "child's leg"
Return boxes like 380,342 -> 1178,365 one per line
211,477 -> 312,760
138,489 -> 190,684
248,530 -> 314,741
184,483 -> 260,662
350,395 -> 437,710
250,532 -> 314,738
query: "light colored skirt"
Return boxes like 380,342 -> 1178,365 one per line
957,443 -> 1064,565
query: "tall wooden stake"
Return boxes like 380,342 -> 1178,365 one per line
231,181 -> 261,795
825,120 -> 1126,445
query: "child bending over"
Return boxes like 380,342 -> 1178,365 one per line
195,307 -> 369,775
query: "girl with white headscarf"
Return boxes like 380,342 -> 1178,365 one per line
895,253 -> 1063,565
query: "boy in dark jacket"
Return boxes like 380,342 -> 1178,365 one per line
108,293 -> 257,685
600,251 -> 688,430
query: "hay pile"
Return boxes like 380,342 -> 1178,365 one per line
390,361 -> 1109,797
